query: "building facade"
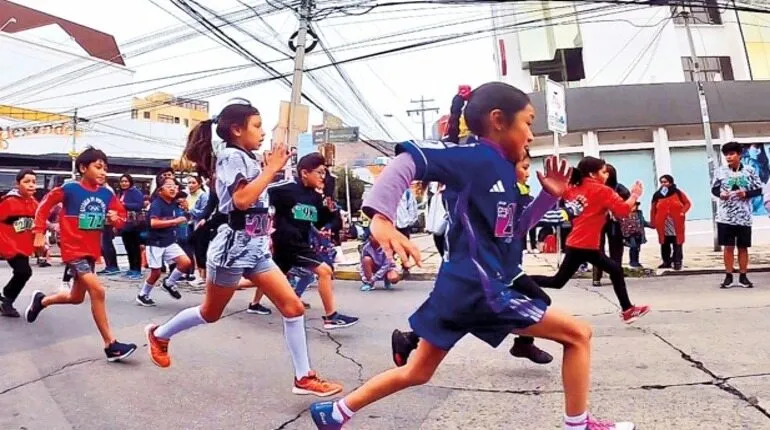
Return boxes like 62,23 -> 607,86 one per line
490,1 -> 770,221
131,92 -> 209,129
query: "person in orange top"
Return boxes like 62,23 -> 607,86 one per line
530,156 -> 651,324
650,174 -> 691,271
0,170 -> 39,317
26,147 -> 137,362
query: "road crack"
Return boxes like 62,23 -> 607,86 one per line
311,327 -> 365,384
0,357 -> 100,396
272,409 -> 307,430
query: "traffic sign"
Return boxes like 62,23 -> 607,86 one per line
546,79 -> 567,134
327,127 -> 359,143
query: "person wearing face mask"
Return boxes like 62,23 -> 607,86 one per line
650,175 -> 691,271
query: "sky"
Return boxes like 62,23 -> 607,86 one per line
11,0 -> 499,146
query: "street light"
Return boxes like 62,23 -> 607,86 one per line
0,17 -> 17,32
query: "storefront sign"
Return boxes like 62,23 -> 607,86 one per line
0,123 -> 78,140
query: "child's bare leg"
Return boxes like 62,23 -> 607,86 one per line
251,288 -> 264,305
41,278 -> 87,307
515,308 -> 592,416
79,273 -> 116,347
146,268 -> 161,285
345,339 -> 447,411
386,270 -> 400,284
361,257 -> 375,281
312,263 -> 336,316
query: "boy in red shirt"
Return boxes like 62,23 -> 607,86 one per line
26,147 -> 137,361
0,170 -> 39,317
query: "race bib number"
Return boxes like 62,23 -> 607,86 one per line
78,212 -> 105,230
494,201 -> 516,238
12,217 -> 33,233
292,204 -> 318,222
244,213 -> 270,238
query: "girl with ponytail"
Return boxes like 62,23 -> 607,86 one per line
146,100 -> 343,397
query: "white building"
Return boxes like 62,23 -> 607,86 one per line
492,1 -> 770,221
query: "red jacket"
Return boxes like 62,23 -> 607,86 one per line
565,178 -> 632,250
0,190 -> 38,259
34,181 -> 126,263
650,191 -> 691,245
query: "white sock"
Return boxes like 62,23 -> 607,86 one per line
282,315 -> 312,380
564,412 -> 588,430
331,399 -> 354,423
167,269 -> 185,285
154,306 -> 206,339
140,282 -> 154,297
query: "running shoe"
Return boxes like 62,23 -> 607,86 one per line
135,294 -> 156,307
97,267 -> 121,276
739,274 -> 754,289
121,271 -> 143,281
246,303 -> 272,315
509,340 -> 553,364
161,277 -> 182,299
391,328 -> 417,367
383,280 -> 394,290
0,297 -> 20,318
359,283 -> 374,292
293,370 -> 343,397
310,401 -> 344,429
720,273 -> 734,289
581,415 -> 635,429
621,305 -> 650,324
145,324 -> 171,368
104,341 -> 137,362
323,312 -> 359,330
25,290 -> 45,323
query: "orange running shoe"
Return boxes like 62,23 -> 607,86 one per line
145,324 -> 171,368
292,370 -> 343,397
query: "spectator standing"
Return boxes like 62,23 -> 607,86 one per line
650,175 -> 691,271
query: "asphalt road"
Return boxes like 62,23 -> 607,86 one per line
2,266 -> 770,429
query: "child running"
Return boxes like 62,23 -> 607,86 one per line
359,237 -> 399,291
531,156 -> 650,324
269,153 -> 358,330
27,147 -> 137,361
136,176 -> 192,306
145,101 -> 342,397
0,170 -> 38,317
310,82 -> 635,430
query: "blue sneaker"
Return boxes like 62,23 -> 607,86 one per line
360,283 -> 374,292
323,312 -> 359,330
384,280 -> 394,290
97,267 -> 121,276
310,401 -> 344,429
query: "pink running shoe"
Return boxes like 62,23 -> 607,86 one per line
567,415 -> 635,430
621,304 -> 650,324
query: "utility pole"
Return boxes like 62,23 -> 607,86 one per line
682,8 -> 720,251
284,0 -> 312,179
71,109 -> 78,179
407,96 -> 439,140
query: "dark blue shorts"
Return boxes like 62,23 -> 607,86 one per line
409,275 -> 548,351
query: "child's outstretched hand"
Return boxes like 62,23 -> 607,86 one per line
537,156 -> 572,198
370,213 -> 421,269
630,180 -> 644,198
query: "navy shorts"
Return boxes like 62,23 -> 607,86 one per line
409,275 -> 548,351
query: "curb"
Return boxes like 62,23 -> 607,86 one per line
335,265 -> 770,282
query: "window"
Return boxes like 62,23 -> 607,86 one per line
672,0 -> 721,25
184,119 -> 189,127
130,109 -> 138,119
681,56 -> 734,81
158,114 -> 175,124
143,111 -> 150,119
174,117 -> 180,124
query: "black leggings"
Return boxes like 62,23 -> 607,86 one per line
192,226 -> 211,269
121,230 -> 142,272
2,255 -> 32,304
531,247 -> 634,311
593,229 -> 625,282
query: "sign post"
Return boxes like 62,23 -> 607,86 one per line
545,79 -> 567,267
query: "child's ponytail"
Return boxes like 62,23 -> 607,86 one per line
183,119 -> 215,179
443,85 -> 472,144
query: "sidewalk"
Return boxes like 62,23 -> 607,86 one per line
334,217 -> 770,281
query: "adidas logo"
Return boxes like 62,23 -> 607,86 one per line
489,180 -> 506,193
